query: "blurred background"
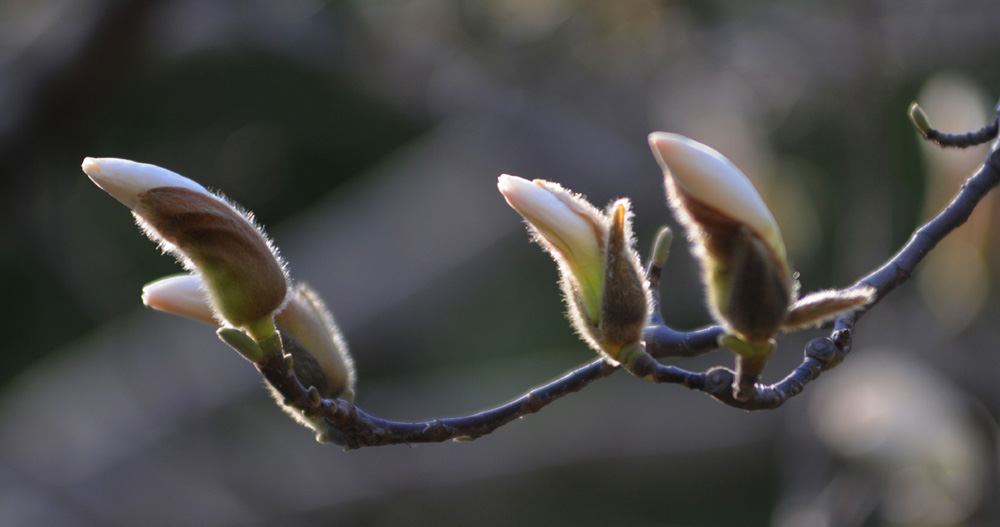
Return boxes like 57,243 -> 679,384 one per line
1,0 -> 999,525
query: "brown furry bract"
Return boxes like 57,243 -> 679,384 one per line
137,187 -> 288,327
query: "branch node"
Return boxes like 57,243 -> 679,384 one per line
627,350 -> 658,380
804,337 -> 838,369
322,398 -> 353,428
703,366 -> 735,397
523,391 -> 545,414
307,385 -> 321,405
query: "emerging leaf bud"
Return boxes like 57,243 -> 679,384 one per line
649,133 -> 874,398
498,175 -> 651,364
908,102 -> 932,136
143,273 -> 356,402
83,157 -> 289,336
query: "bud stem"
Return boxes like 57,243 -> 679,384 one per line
246,317 -> 282,357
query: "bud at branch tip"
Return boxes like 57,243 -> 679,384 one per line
649,226 -> 673,269
909,103 -> 931,136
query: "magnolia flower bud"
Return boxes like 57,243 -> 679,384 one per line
649,133 -> 874,398
498,174 -> 651,365
83,157 -> 289,337
142,273 -> 356,402
649,133 -> 792,343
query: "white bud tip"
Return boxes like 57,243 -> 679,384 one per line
82,157 -> 210,209
497,173 -> 534,195
141,273 -> 217,325
648,132 -> 781,250
497,174 -> 561,214
497,174 -> 599,251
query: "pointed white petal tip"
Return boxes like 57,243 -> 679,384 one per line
141,273 -> 217,325
497,174 -> 560,222
496,173 -> 517,190
648,132 -> 781,249
497,174 -> 601,254
497,174 -> 538,195
82,157 -> 210,209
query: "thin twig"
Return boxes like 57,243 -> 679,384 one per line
909,101 -> 1000,148
262,107 -> 1000,449
923,121 -> 998,149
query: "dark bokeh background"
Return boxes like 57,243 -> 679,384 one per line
2,1 -> 999,525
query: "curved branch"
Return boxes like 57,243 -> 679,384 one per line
857,140 -> 1000,305
255,351 -> 617,449
647,108 -> 1000,411
258,107 -> 1000,449
323,359 -> 617,449
909,101 -> 999,148
644,324 -> 723,359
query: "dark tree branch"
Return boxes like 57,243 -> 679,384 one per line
322,359 -> 618,449
645,103 -> 1000,411
644,325 -> 724,359
259,352 -> 618,449
909,101 -> 999,148
922,122 -> 998,148
256,105 -> 1000,449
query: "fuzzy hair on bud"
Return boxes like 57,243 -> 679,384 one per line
598,201 -> 652,355
499,175 -> 651,364
649,133 -> 792,343
266,283 -> 356,440
715,227 -> 795,342
648,132 -> 786,264
498,174 -> 607,323
648,133 -> 878,397
142,274 -> 355,402
135,187 -> 289,328
275,283 -> 356,402
782,286 -> 877,331
84,157 -> 289,332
